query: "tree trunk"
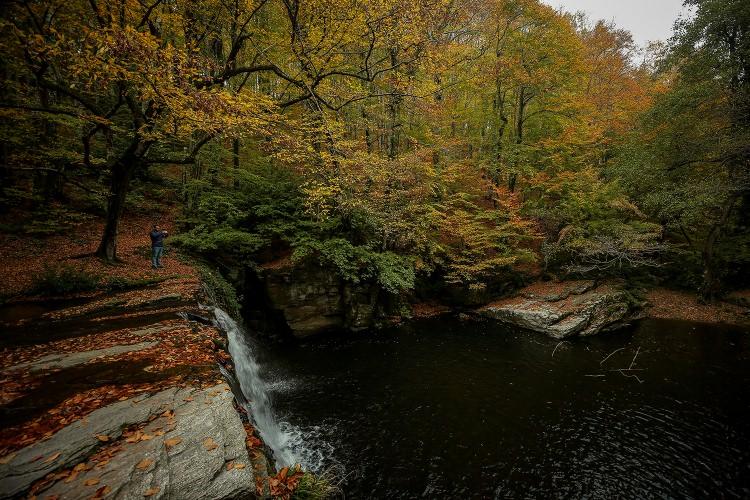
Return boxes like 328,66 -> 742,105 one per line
233,138 -> 241,189
387,46 -> 401,160
96,140 -> 149,262
96,162 -> 133,262
699,193 -> 739,303
508,86 -> 526,193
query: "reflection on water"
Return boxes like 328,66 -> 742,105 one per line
252,317 -> 750,498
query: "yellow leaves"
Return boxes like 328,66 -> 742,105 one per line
84,478 -> 100,486
96,435 -> 110,442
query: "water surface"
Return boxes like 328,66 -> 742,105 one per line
255,317 -> 750,498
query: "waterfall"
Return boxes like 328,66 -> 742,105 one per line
212,307 -> 298,467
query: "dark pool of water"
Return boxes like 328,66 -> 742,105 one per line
256,317 -> 750,499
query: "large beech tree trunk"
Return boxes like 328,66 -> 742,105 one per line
96,140 -> 150,262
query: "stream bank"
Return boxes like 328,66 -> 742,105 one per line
0,257 -> 278,498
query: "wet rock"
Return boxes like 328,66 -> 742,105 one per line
264,265 -> 344,337
145,293 -> 183,306
480,283 -> 640,339
4,341 -> 158,373
0,385 -> 256,499
178,311 -> 213,325
131,324 -> 175,337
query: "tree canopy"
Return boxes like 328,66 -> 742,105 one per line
1,0 -> 748,299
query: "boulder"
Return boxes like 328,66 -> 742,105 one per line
480,282 -> 640,339
0,385 -> 256,499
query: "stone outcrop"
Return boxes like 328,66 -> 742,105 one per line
479,281 -> 641,339
3,341 -> 158,373
0,385 -> 256,499
246,261 -> 383,338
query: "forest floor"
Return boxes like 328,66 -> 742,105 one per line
0,213 -> 301,498
645,288 -> 750,325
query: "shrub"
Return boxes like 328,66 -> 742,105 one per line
195,262 -> 241,319
31,265 -> 101,295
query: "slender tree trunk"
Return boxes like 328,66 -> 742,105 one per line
507,86 -> 527,193
699,193 -> 739,303
493,80 -> 508,188
387,46 -> 401,160
233,138 -> 241,189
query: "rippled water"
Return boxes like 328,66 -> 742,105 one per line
252,317 -> 750,498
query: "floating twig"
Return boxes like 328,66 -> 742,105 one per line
628,346 -> 641,370
600,347 -> 625,366
552,341 -> 569,358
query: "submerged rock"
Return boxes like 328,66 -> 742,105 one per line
0,385 -> 256,499
480,281 -> 641,339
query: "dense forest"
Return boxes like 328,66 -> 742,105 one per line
1,1 -> 750,498
1,0 -> 748,300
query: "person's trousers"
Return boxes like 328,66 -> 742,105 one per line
152,246 -> 164,268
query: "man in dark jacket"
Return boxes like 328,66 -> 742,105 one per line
150,224 -> 168,269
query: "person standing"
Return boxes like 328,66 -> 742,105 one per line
150,224 -> 168,269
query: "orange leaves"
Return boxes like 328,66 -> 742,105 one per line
203,437 -> 219,451
136,458 -> 154,470
243,422 -> 263,449
164,437 -> 182,449
144,486 -> 160,496
269,465 -> 304,500
225,460 -> 247,471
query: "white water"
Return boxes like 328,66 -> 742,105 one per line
212,307 -> 300,467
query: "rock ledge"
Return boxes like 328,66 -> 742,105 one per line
479,281 -> 641,339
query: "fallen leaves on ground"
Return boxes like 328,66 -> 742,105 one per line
646,288 -> 749,325
0,213 -> 197,297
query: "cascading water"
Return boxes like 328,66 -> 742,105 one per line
212,307 -> 299,467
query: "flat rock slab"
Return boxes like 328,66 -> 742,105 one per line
0,385 -> 255,499
4,342 -> 158,373
480,283 -> 639,339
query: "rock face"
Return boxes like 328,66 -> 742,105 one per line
479,281 -> 641,339
246,262 -> 382,338
0,385 -> 256,499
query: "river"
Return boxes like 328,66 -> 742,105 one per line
249,316 -> 750,498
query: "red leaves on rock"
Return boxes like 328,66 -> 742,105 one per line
269,465 -> 304,500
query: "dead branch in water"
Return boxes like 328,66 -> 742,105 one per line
600,347 -> 625,366
552,341 -> 570,358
